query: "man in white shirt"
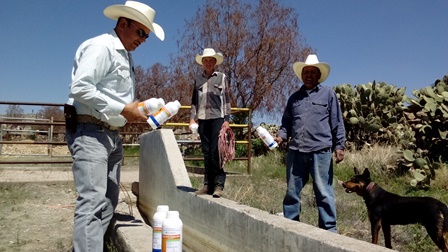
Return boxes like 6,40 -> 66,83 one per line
65,1 -> 164,251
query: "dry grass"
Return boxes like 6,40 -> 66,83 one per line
215,144 -> 447,252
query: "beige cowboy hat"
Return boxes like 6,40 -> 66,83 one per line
104,1 -> 165,41
195,48 -> 224,65
293,54 -> 330,83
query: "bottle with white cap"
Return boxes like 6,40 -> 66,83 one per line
147,100 -> 181,130
152,205 -> 169,252
162,210 -> 183,252
138,98 -> 165,115
189,123 -> 199,134
256,126 -> 278,150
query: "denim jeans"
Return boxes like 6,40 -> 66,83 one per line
66,123 -> 122,252
283,148 -> 337,232
198,118 -> 226,190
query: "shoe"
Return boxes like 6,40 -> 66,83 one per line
195,185 -> 209,195
212,187 -> 223,198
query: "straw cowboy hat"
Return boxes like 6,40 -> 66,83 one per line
104,1 -> 165,41
196,48 -> 224,65
293,54 -> 330,83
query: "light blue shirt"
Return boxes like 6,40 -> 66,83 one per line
277,85 -> 346,152
67,30 -> 135,127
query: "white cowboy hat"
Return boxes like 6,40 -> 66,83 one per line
104,1 -> 165,41
195,48 -> 224,65
293,54 -> 330,83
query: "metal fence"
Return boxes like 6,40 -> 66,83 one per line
0,101 -> 253,174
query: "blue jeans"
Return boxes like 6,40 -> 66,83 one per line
66,123 -> 122,252
283,148 -> 337,232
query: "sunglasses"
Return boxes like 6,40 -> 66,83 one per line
128,20 -> 149,39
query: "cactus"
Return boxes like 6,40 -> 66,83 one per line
334,76 -> 448,190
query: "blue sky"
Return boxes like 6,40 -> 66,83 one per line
0,0 -> 447,115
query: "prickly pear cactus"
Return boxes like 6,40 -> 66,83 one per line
335,77 -> 448,189
334,81 -> 409,150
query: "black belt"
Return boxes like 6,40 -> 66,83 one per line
77,115 -> 120,131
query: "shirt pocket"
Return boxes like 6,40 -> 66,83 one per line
115,69 -> 132,93
311,101 -> 328,116
117,69 -> 130,79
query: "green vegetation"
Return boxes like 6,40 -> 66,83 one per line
335,77 -> 448,189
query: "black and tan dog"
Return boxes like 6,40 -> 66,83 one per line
342,167 -> 448,251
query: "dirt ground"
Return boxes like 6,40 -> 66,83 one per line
0,144 -> 138,252
0,181 -> 76,252
0,143 -> 70,156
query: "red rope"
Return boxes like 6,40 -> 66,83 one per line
218,127 -> 235,168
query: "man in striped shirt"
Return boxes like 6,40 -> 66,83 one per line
190,48 -> 231,198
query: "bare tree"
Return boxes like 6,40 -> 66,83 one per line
37,106 -> 64,121
135,64 -> 171,101
134,63 -> 190,124
6,105 -> 24,118
173,0 -> 313,123
134,0 -> 313,124
36,106 -> 65,133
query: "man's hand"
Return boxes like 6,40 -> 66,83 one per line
334,149 -> 345,163
275,136 -> 283,145
121,101 -> 148,122
221,121 -> 230,130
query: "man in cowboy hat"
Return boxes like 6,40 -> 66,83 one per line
275,54 -> 346,232
190,48 -> 231,198
65,1 -> 164,251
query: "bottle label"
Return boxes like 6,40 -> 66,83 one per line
148,107 -> 171,128
162,232 -> 182,252
152,226 -> 163,251
138,102 -> 150,115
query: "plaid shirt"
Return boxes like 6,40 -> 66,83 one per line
190,71 -> 231,121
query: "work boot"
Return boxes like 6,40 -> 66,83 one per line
195,185 -> 209,195
212,187 -> 224,198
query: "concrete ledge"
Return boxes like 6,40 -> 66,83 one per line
126,129 -> 395,252
111,192 -> 152,252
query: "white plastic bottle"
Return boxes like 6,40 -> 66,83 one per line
147,100 -> 182,129
152,205 -> 170,252
162,211 -> 183,252
256,126 -> 278,150
189,123 -> 199,134
138,98 -> 166,115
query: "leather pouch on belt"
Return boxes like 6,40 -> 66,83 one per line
64,104 -> 77,133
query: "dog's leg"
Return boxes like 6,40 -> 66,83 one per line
382,223 -> 392,249
371,218 -> 382,245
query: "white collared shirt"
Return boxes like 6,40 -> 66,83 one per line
67,30 -> 135,127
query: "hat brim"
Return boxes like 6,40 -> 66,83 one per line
293,62 -> 330,83
104,5 -> 165,41
196,54 -> 224,65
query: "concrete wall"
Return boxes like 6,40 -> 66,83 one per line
138,129 -> 395,252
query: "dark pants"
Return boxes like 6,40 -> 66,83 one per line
198,118 -> 226,190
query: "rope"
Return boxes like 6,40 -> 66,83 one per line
218,127 -> 235,168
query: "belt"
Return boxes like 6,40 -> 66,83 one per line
76,115 -> 120,131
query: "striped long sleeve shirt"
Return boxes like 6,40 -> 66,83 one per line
190,72 -> 231,122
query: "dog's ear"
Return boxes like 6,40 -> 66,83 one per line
354,167 -> 360,174
363,168 -> 370,180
